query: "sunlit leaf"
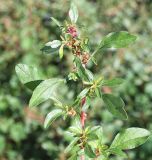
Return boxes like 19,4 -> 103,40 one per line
111,128 -> 151,150
29,78 -> 65,107
15,64 -> 43,90
69,3 -> 78,23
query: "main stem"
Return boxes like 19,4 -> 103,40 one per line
80,97 -> 86,160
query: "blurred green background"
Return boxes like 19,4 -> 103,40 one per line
0,0 -> 152,159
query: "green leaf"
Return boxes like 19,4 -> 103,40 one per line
77,88 -> 90,99
29,78 -> 65,107
99,31 -> 137,49
69,3 -> 78,23
15,64 -> 43,90
44,109 -> 63,129
84,144 -> 96,158
65,137 -> 79,153
102,94 -> 128,120
108,148 -> 127,158
85,69 -> 94,81
45,40 -> 61,48
59,44 -> 64,59
111,128 -> 151,150
51,17 -> 61,27
74,57 -> 90,81
68,154 -> 77,160
95,88 -> 102,98
40,46 -> 59,54
69,126 -> 82,135
102,78 -> 124,87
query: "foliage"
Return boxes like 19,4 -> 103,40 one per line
16,2 -> 151,160
0,0 -> 152,160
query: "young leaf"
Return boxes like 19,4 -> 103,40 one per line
51,17 -> 61,27
59,44 -> 64,59
102,78 -> 124,87
84,144 -> 96,158
102,94 -> 128,120
69,3 -> 78,23
99,31 -> 137,49
45,40 -> 61,48
44,109 -> 63,129
15,64 -> 43,90
29,78 -> 65,107
110,128 -> 151,150
65,137 -> 79,153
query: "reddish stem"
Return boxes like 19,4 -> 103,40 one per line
80,97 -> 87,160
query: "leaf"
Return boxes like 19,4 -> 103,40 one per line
65,137 -> 79,153
108,148 -> 127,158
99,31 -> 137,49
77,88 -> 90,99
95,88 -> 102,98
85,69 -> 94,81
102,78 -> 124,87
40,45 -> 59,54
69,126 -> 82,135
45,40 -> 61,48
84,144 -> 96,158
68,154 -> 77,160
102,94 -> 128,120
51,17 -> 61,27
29,78 -> 65,107
111,128 -> 151,150
69,2 -> 78,23
74,57 -> 90,81
59,44 -> 64,59
44,109 -> 63,129
15,64 -> 43,90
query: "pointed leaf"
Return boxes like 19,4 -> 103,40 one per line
84,144 -> 96,158
102,94 -> 128,120
69,3 -> 78,23
40,46 -> 59,54
111,128 -> 151,150
59,44 -> 64,59
15,64 -> 43,90
44,109 -> 63,128
51,17 -> 61,27
108,148 -> 127,158
29,78 -> 65,107
100,31 -> 137,49
65,137 -> 79,153
102,78 -> 124,87
45,40 -> 61,48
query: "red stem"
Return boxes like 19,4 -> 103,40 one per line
80,97 -> 87,160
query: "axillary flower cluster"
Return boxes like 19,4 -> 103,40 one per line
63,24 -> 90,65
15,2 -> 151,160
